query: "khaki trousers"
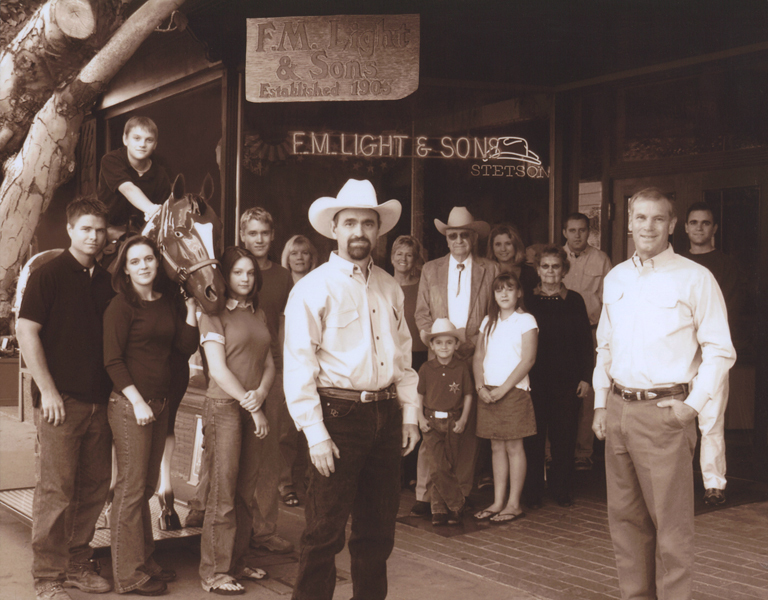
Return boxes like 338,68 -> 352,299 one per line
605,390 -> 697,600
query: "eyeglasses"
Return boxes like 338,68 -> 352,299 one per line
447,231 -> 472,240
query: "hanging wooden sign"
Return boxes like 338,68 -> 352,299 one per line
245,15 -> 420,102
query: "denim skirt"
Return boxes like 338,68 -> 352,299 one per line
476,386 -> 537,440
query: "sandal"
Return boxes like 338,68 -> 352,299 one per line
490,511 -> 526,524
202,574 -> 245,595
236,566 -> 269,582
280,491 -> 300,507
473,509 -> 498,521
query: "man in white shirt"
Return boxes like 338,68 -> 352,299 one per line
412,207 -> 498,515
561,212 -> 612,471
283,179 -> 420,600
592,188 -> 736,600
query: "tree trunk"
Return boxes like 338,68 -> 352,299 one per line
0,0 -> 124,163
0,0 -> 186,322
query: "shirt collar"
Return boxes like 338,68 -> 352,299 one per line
328,251 -> 373,277
564,244 -> 592,259
449,254 -> 473,269
226,298 -> 254,312
64,248 -> 101,274
431,356 -> 459,369
534,283 -> 568,298
631,244 -> 675,270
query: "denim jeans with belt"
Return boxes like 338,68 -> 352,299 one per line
422,410 -> 465,514
32,395 -> 112,583
292,395 -> 402,600
108,393 -> 169,593
199,397 -> 261,583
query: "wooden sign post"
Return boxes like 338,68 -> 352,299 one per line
245,14 -> 420,102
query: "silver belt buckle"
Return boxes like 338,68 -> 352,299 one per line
620,389 -> 641,401
434,410 -> 449,418
360,391 -> 374,403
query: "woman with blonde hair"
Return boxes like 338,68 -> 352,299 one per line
390,235 -> 427,369
281,235 -> 319,284
391,235 -> 428,490
486,224 -> 539,306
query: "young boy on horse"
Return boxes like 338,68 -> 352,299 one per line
97,116 -> 170,235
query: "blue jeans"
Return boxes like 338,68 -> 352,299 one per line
199,398 -> 261,582
251,379 -> 283,543
292,396 -> 402,600
188,380 -> 282,542
32,395 -> 112,583
108,393 -> 169,593
422,412 -> 464,514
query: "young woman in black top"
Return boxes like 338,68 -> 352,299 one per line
103,236 -> 198,595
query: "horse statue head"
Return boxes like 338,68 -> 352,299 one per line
143,173 -> 227,315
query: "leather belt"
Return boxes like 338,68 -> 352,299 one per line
611,382 -> 689,402
317,384 -> 397,403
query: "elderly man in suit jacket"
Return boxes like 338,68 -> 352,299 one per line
411,207 -> 499,516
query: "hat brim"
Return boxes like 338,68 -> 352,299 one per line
309,198 -> 402,239
435,219 -> 490,237
424,327 -> 466,344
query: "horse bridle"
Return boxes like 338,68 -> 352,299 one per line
155,200 -> 220,284
159,249 -> 219,284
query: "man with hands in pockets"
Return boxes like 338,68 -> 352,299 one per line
592,187 -> 735,600
283,179 -> 420,600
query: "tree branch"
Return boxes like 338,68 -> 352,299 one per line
0,0 -> 123,162
0,0 -> 186,318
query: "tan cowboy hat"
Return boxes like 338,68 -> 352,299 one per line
424,318 -> 466,343
309,179 -> 401,239
434,206 -> 490,237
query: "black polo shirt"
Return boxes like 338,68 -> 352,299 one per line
19,250 -> 115,405
97,147 -> 171,227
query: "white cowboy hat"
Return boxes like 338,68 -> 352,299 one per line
423,318 -> 466,343
309,179 -> 401,239
434,206 -> 490,237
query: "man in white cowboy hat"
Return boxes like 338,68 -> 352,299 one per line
283,178 -> 420,600
412,206 -> 498,516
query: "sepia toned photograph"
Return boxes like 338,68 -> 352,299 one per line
0,1 -> 765,599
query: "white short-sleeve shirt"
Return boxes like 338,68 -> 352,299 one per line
480,311 -> 538,390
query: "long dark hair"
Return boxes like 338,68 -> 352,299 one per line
111,236 -> 171,307
483,272 -> 526,346
221,246 -> 262,308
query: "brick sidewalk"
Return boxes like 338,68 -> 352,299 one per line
394,497 -> 768,600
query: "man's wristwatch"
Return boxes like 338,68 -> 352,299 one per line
476,384 -> 486,392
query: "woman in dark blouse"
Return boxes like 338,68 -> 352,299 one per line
103,236 -> 198,596
486,224 -> 539,307
524,244 -> 593,508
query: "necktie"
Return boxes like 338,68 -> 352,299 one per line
456,263 -> 465,296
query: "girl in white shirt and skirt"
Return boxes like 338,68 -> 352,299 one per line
472,273 -> 538,524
